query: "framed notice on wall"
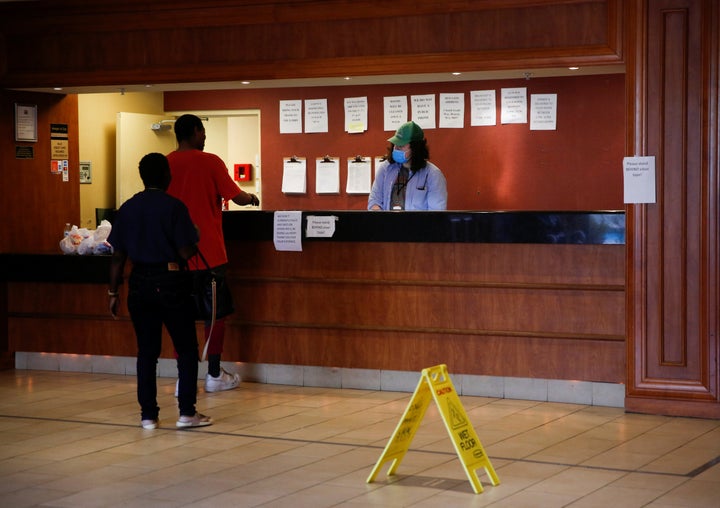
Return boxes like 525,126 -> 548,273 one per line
15,103 -> 37,142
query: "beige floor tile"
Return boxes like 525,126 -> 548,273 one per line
567,485 -> 669,507
0,370 -> 718,507
695,461 -> 720,482
487,489 -> 580,507
649,478 -> 720,508
526,467 -> 625,496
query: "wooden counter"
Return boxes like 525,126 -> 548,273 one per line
1,211 -> 626,383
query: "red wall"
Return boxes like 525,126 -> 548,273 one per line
165,74 -> 624,211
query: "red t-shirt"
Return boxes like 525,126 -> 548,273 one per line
166,149 -> 241,269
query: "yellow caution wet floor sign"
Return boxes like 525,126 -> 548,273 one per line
367,364 -> 500,494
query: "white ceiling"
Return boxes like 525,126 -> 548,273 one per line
14,65 -> 625,95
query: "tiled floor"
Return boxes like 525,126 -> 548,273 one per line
0,369 -> 718,507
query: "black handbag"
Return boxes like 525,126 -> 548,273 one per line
192,265 -> 234,321
191,250 -> 235,360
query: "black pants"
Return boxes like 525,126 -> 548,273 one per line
128,269 -> 199,420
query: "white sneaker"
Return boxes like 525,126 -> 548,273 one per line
204,367 -> 240,392
141,419 -> 158,430
176,413 -> 212,428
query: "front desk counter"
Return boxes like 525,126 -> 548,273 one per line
1,211 -> 626,384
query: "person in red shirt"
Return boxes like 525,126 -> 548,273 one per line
167,114 -> 259,393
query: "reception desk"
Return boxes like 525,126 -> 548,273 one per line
1,211 -> 626,389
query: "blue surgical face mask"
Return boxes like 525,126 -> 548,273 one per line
392,148 -> 408,164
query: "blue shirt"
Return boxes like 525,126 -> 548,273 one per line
368,160 -> 447,211
108,189 -> 199,264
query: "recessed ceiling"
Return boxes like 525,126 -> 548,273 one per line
13,65 -> 625,95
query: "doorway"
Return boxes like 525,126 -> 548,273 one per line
116,110 -> 261,209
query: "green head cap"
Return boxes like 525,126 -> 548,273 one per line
388,121 -> 424,145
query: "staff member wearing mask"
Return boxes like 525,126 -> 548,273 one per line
368,121 -> 447,211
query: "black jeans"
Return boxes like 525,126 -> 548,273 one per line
128,269 -> 199,420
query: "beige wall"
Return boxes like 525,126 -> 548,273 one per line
78,92 -> 165,228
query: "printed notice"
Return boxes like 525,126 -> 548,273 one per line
316,157 -> 339,194
530,94 -> 557,130
51,124 -> 69,160
470,90 -> 496,126
411,94 -> 436,130
304,98 -> 328,133
279,100 -> 302,133
273,211 -> 303,251
384,96 -> 407,131
439,93 -> 465,128
501,87 -> 527,124
306,215 -> 337,238
282,157 -> 307,194
15,103 -> 37,142
623,156 -> 656,203
346,157 -> 371,194
344,96 -> 368,133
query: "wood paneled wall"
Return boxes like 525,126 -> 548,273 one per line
626,0 -> 720,418
7,241 -> 626,382
0,0 -> 622,89
0,91 -> 80,253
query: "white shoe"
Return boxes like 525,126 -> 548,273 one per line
204,367 -> 240,392
176,413 -> 212,428
141,419 -> 158,430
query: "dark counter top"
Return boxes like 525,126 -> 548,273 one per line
1,211 -> 624,284
223,210 -> 625,244
1,253 -> 112,283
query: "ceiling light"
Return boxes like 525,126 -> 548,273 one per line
568,67 -> 580,70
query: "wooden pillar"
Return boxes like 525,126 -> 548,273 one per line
626,0 -> 720,417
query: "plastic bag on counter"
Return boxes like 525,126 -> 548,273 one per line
60,223 -> 112,255
92,221 -> 114,254
94,220 -> 112,242
76,235 -> 94,255
77,220 -> 114,255
59,225 -> 85,254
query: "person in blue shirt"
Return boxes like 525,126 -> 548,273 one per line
368,121 -> 447,211
107,152 -> 212,430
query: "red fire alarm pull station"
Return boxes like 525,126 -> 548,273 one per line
234,164 -> 252,181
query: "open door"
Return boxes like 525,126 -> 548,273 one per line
116,112 -> 177,207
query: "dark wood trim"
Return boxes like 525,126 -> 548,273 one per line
0,0 -> 623,88
625,0 -> 720,418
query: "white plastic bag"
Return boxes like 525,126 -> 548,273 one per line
59,225 -> 84,254
77,236 -> 94,255
94,220 -> 112,242
92,220 -> 113,254
59,223 -> 113,255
